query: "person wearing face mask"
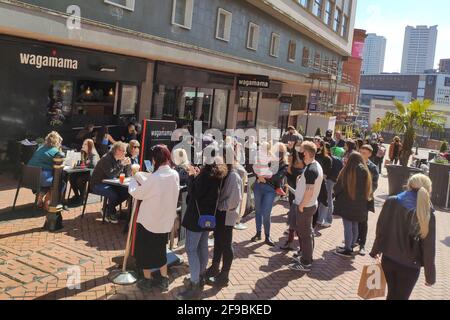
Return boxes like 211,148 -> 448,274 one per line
281,140 -> 305,251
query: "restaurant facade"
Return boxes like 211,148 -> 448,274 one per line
0,35 -> 148,146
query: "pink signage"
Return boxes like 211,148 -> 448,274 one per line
352,41 -> 364,58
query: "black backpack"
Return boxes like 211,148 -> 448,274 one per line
329,156 -> 343,182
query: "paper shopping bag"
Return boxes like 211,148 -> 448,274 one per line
357,263 -> 387,300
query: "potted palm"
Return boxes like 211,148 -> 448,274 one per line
379,100 -> 444,195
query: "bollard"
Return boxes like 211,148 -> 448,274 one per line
44,157 -> 65,232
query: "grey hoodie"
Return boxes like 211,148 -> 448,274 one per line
218,166 -> 246,226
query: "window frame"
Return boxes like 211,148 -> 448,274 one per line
215,8 -> 233,42
104,0 -> 135,11
269,32 -> 280,58
246,22 -> 260,51
288,40 -> 297,63
171,0 -> 194,30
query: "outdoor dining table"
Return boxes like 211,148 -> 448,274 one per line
62,166 -> 93,204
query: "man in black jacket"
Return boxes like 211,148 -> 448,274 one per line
91,142 -> 131,224
357,145 -> 379,255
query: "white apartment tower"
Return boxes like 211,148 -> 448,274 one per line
361,33 -> 386,74
401,25 -> 438,74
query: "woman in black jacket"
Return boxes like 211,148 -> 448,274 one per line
334,152 -> 372,257
177,157 -> 228,300
370,174 -> 436,300
316,140 -> 333,228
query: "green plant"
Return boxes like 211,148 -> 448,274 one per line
380,100 -> 445,166
315,128 -> 322,137
434,156 -> 449,165
440,141 -> 449,153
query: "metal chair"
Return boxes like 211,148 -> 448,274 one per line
12,165 -> 42,211
81,179 -> 107,222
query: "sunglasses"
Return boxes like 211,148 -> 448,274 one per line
132,145 -> 140,149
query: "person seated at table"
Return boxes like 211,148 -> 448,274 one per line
91,142 -> 131,224
68,139 -> 100,205
95,126 -> 116,158
129,145 -> 180,292
172,148 -> 190,187
127,140 -> 140,166
122,123 -> 138,143
28,131 -> 65,210
76,124 -> 95,148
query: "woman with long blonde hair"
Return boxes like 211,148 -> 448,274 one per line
333,152 -> 372,258
370,174 -> 436,300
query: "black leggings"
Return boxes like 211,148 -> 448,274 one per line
212,211 -> 234,274
382,256 -> 420,300
357,220 -> 368,248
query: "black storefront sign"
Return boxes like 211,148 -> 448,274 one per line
237,75 -> 270,89
0,35 -> 148,141
140,120 -> 177,167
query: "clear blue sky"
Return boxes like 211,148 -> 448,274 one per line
355,0 -> 450,72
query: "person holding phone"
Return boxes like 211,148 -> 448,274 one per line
91,142 -> 131,224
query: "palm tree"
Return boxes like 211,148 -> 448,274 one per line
380,100 -> 445,166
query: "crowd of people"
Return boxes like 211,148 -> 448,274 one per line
25,125 -> 436,301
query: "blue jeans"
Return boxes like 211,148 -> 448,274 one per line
92,183 -> 129,215
343,218 -> 359,251
317,179 -> 335,225
185,230 -> 210,284
253,182 -> 277,237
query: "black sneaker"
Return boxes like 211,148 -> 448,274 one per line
105,213 -> 119,224
204,265 -> 220,279
334,248 -> 354,258
206,273 -> 229,288
289,262 -> 312,272
153,276 -> 169,292
137,278 -> 154,292
251,233 -> 262,242
176,281 -> 203,300
265,237 -> 275,247
183,275 -> 205,289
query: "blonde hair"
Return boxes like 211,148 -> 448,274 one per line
407,174 -> 432,239
259,141 -> 273,157
45,131 -> 63,148
302,141 -> 317,157
273,142 -> 288,164
172,148 -> 190,168
111,142 -> 127,154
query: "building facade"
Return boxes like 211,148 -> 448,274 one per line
401,25 -> 438,74
361,33 -> 386,75
439,59 -> 450,74
0,0 -> 358,149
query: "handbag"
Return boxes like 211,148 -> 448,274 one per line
195,180 -> 223,230
357,261 -> 387,300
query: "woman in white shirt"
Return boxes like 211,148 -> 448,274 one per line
128,145 -> 180,292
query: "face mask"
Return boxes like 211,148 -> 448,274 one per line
295,147 -> 301,152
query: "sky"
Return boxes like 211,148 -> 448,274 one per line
355,0 -> 450,73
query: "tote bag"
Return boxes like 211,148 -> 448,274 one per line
357,262 -> 387,300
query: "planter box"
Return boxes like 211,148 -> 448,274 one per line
386,165 -> 423,196
429,161 -> 450,208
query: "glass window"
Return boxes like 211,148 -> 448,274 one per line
75,80 -> 116,116
333,8 -> 342,32
47,80 -> 73,127
313,0 -> 323,18
302,47 -> 310,67
212,89 -> 228,130
196,88 -> 213,128
247,22 -> 260,51
120,85 -> 138,115
298,0 -> 309,8
324,1 -> 333,25
270,33 -> 280,57
172,0 -> 194,29
341,15 -> 349,37
288,41 -> 297,62
104,0 -> 135,11
237,91 -> 259,128
216,8 -> 232,42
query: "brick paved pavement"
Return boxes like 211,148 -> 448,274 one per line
0,171 -> 449,300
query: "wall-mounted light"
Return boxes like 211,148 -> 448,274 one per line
86,87 -> 92,95
109,88 -> 115,96
100,67 -> 116,72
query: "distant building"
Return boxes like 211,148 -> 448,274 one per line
401,25 -> 438,74
361,33 -> 386,75
440,59 -> 450,73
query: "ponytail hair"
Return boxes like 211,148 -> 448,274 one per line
407,174 -> 432,239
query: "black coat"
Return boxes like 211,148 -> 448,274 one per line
182,168 -> 223,232
367,160 -> 380,213
370,192 -> 436,285
333,164 -> 369,222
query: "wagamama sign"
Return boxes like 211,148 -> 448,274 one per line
19,53 -> 79,70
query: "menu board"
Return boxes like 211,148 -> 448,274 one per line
139,119 -> 177,167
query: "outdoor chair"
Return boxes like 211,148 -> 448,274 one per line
12,165 -> 42,211
81,179 -> 108,222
